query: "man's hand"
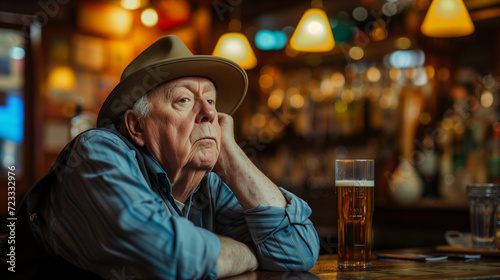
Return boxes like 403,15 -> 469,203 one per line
217,113 -> 236,145
214,113 -> 238,174
213,113 -> 287,209
217,236 -> 258,279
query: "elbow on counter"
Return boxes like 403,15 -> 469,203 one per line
294,236 -> 320,271
288,253 -> 318,272
257,233 -> 320,272
258,249 -> 319,272
292,225 -> 321,271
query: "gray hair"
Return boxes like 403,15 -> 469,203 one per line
117,93 -> 152,137
132,93 -> 152,119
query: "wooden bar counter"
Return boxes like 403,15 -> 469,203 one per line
224,248 -> 500,279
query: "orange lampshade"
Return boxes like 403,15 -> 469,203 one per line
290,8 -> 335,52
420,0 -> 474,37
212,32 -> 257,70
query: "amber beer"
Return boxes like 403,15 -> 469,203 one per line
335,159 -> 374,269
336,180 -> 374,268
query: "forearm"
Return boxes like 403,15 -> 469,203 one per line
211,174 -> 319,272
244,189 -> 320,271
217,235 -> 258,278
215,141 -> 287,209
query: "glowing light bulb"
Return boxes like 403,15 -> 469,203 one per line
307,21 -> 324,35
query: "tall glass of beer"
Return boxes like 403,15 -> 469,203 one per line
336,159 -> 374,269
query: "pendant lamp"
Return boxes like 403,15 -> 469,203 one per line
420,0 -> 474,37
212,32 -> 257,70
290,8 -> 335,52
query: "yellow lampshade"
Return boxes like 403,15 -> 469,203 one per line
290,8 -> 335,52
420,0 -> 474,37
212,32 -> 257,70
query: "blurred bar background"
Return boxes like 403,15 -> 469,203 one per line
1,0 -> 500,253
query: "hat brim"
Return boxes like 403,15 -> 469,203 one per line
97,56 -> 248,127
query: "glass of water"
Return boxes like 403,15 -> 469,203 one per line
467,184 -> 500,251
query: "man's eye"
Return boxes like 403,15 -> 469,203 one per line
207,99 -> 215,106
178,97 -> 189,103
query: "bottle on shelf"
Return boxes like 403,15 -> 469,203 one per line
488,122 -> 500,184
70,97 -> 96,139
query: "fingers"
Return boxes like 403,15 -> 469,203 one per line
218,113 -> 234,128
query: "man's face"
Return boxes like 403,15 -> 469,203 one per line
140,77 -> 221,179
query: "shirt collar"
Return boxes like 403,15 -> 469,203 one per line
140,151 -> 204,216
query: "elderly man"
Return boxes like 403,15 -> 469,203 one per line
1,36 -> 319,279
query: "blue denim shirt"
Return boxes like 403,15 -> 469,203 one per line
34,125 -> 319,279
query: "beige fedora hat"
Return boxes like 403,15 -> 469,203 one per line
97,35 -> 248,127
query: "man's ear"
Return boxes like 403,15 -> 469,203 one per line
124,110 -> 146,147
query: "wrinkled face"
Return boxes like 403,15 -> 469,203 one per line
140,77 -> 221,179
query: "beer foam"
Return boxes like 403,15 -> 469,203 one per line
335,180 -> 374,187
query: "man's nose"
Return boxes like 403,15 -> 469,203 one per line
196,99 -> 217,123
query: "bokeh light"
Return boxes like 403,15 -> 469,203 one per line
290,93 -> 305,109
419,112 -> 431,125
366,67 -> 382,82
335,99 -> 348,113
320,77 -> 335,97
353,7 -> 368,21
267,89 -> 284,109
331,72 -> 346,87
394,37 -> 412,49
481,90 -> 494,108
259,74 -> 274,89
425,65 -> 435,79
382,2 -> 399,16
349,46 -> 364,60
341,88 -> 355,103
412,67 -> 428,86
141,8 -> 158,27
255,30 -> 287,50
388,50 -> 425,68
330,13 -> 353,43
437,67 -> 450,81
371,26 -> 388,41
251,112 -> 267,128
9,47 -> 25,60
121,0 -> 141,10
389,68 -> 401,81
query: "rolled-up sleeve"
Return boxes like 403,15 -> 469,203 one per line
244,188 -> 319,271
41,131 -> 221,280
212,177 -> 319,272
